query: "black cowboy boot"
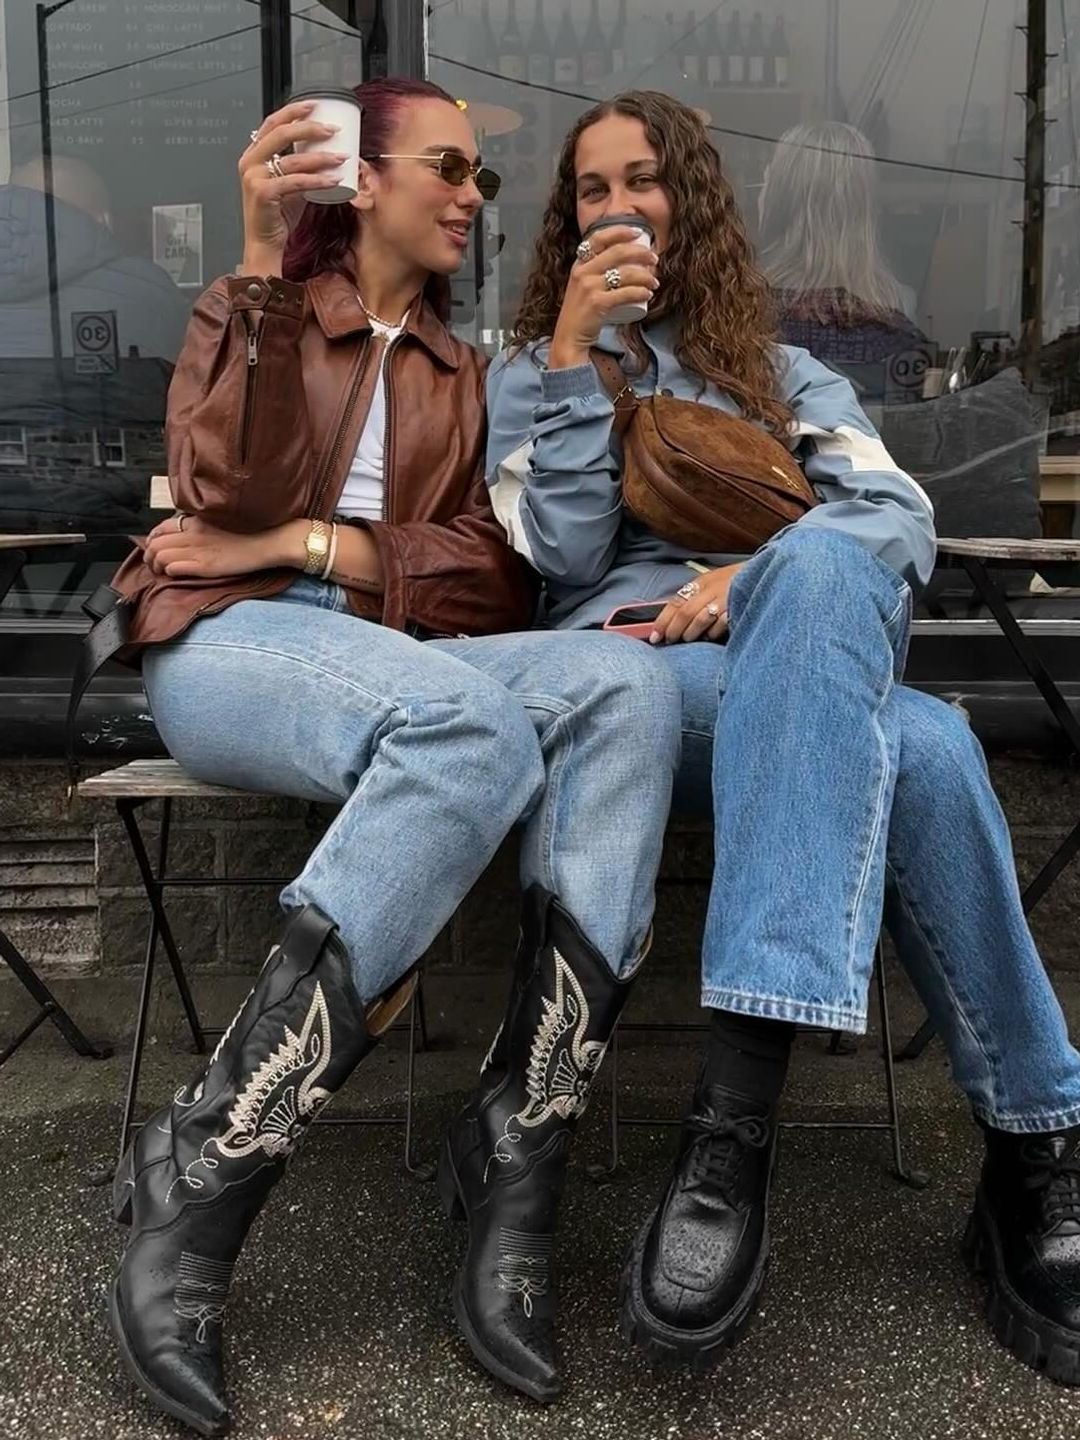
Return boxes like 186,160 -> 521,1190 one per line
965,1124 -> 1080,1384
438,886 -> 637,1402
110,904 -> 415,1436
620,1077 -> 778,1371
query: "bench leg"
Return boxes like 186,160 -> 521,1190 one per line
402,977 -> 434,1180
0,925 -> 112,1065
874,942 -> 928,1190
117,797 -> 206,1053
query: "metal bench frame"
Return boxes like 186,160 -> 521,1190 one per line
78,763 -> 432,1177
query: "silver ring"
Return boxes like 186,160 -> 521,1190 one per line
604,267 -> 621,292
676,580 -> 700,601
265,153 -> 286,179
249,128 -> 260,144
576,239 -> 594,263
706,602 -> 720,618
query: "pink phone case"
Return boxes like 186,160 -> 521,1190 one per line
601,602 -> 663,641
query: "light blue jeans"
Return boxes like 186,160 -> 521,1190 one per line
660,524 -> 1080,1134
141,577 -> 682,1000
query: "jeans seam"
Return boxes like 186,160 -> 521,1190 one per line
844,668 -> 894,1012
163,636 -> 406,713
533,707 -> 574,898
884,859 -> 1005,1110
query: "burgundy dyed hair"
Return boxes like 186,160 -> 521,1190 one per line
282,76 -> 460,319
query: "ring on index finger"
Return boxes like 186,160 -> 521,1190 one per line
676,580 -> 700,601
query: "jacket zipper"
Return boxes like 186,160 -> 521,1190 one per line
309,334 -> 380,520
381,334 -> 401,522
240,320 -> 259,466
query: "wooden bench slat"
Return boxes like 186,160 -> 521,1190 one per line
78,759 -> 265,799
937,536 -> 1080,562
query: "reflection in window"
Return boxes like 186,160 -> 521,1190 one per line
92,428 -> 126,469
0,427 -> 29,467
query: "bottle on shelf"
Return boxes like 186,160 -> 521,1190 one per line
527,0 -> 554,87
746,11 -> 766,86
582,0 -> 608,85
726,9 -> 746,87
679,11 -> 702,87
610,0 -> 629,78
705,10 -> 725,90
553,1 -> 580,86
499,0 -> 527,80
769,15 -> 789,87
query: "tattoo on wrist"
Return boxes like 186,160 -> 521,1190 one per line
338,571 -> 381,593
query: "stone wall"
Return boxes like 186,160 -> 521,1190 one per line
1,754 -> 1078,978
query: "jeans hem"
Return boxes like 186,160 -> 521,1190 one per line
702,989 -> 867,1035
972,1100 -> 1080,1135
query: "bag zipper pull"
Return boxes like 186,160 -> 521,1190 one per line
246,329 -> 259,366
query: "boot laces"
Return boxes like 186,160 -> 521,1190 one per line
685,1111 -> 770,1203
1020,1137 -> 1080,1229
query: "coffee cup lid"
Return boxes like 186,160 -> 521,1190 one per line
582,214 -> 655,242
288,85 -> 362,106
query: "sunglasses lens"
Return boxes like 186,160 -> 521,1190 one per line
439,154 -> 472,185
477,167 -> 501,200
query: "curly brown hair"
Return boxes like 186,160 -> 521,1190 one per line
511,90 -> 792,435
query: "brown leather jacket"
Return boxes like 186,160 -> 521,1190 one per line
110,270 -> 536,652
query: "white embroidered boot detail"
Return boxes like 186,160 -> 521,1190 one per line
439,886 -> 637,1404
109,905 -> 415,1439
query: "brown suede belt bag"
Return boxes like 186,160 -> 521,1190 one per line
591,350 -> 818,553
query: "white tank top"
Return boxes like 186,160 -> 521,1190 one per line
335,316 -> 405,522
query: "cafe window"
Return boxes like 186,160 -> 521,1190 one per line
429,1 -> 1080,554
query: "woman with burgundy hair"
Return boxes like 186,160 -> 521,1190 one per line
105,77 -> 681,1435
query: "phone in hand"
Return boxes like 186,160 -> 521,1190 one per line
601,601 -> 665,640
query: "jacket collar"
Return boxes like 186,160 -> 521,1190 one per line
307,271 -> 459,369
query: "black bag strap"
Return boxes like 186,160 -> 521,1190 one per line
66,584 -> 130,799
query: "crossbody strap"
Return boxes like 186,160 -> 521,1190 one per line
589,348 -> 639,440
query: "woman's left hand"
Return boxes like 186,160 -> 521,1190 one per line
650,563 -> 745,644
143,514 -> 295,579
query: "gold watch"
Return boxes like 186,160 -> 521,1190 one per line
302,519 -> 331,575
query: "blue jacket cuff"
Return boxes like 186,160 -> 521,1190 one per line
539,363 -> 605,403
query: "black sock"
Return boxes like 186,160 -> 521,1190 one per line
703,1008 -> 795,1106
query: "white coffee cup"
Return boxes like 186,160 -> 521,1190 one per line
290,86 -> 362,205
582,214 -> 657,325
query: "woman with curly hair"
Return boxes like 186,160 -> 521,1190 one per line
445,89 -> 1080,1397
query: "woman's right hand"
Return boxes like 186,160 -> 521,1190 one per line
548,225 -> 659,370
239,101 -> 350,275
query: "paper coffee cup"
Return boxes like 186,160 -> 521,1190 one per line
289,85 -> 362,205
582,214 -> 657,325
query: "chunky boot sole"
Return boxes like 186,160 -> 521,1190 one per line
109,1278 -> 230,1437
437,1137 -> 563,1404
618,1207 -> 769,1373
963,1195 -> 1080,1386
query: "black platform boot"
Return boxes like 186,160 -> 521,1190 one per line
438,886 -> 637,1402
110,905 -> 415,1436
965,1124 -> 1080,1384
620,1009 -> 792,1371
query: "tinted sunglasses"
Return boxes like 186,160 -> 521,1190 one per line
367,151 -> 502,200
